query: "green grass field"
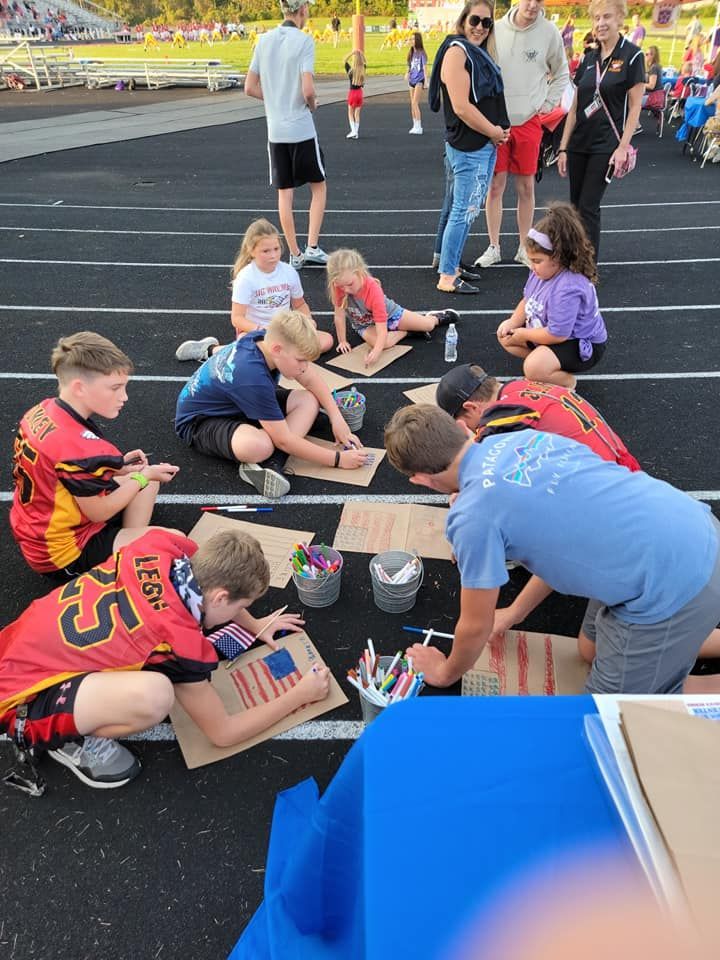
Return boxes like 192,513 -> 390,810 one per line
66,16 -> 696,76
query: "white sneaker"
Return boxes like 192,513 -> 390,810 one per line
303,244 -> 329,266
474,244 -> 501,268
238,462 -> 290,499
289,251 -> 305,269
409,124 -> 423,135
175,336 -> 219,362
514,245 -> 532,268
346,130 -> 356,138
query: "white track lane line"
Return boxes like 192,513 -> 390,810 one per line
1,304 -> 718,315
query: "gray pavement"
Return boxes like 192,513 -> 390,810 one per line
0,75 -> 407,162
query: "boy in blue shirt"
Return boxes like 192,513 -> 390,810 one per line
384,404 -> 720,694
175,310 -> 368,498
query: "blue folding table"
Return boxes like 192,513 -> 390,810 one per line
230,696 -> 635,960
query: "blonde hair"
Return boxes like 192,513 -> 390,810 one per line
325,248 -> 370,308
347,49 -> 366,86
232,218 -> 282,279
588,0 -> 627,21
455,0 -> 498,62
190,530 -> 270,602
385,405 -> 468,476
51,331 -> 133,385
265,309 -> 321,361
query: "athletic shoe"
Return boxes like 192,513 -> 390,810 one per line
175,336 -> 218,362
47,737 -> 141,790
429,309 -> 460,328
346,130 -> 357,139
474,244 -> 502,268
238,462 -> 291,499
514,245 -> 532,268
289,252 -> 305,269
409,124 -> 423,134
303,245 -> 329,266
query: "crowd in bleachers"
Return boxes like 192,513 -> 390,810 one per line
0,0 -> 113,39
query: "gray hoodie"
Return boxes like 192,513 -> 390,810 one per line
494,7 -> 569,126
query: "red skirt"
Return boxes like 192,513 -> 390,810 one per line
348,88 -> 364,109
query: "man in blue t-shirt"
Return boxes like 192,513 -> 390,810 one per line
175,311 -> 368,498
384,404 -> 720,694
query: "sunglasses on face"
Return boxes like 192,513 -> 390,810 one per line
467,14 -> 493,29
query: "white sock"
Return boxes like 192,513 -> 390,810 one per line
352,121 -> 359,134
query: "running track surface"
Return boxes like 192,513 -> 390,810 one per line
0,88 -> 718,960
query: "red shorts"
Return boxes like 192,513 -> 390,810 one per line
347,88 -> 363,109
0,674 -> 85,751
495,115 -> 543,176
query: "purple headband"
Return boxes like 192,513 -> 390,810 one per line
527,228 -> 553,252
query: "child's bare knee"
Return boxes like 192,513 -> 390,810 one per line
136,673 -> 174,726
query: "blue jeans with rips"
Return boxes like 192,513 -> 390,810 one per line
436,141 -> 496,277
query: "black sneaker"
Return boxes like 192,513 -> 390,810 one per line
429,309 -> 460,328
47,737 -> 141,789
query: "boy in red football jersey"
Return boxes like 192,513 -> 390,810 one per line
11,332 -> 181,578
0,528 -> 329,792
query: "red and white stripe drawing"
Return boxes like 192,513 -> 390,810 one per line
230,655 -> 303,709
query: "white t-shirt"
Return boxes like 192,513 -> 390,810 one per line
231,260 -> 304,328
249,25 -> 316,143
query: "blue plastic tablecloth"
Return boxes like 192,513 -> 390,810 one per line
230,696 -> 634,960
676,96 -> 717,141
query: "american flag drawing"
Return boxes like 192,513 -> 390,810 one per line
230,653 -> 303,709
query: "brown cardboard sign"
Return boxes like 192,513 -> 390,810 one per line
284,437 -> 385,486
188,512 -> 314,589
170,631 -> 348,768
326,342 -> 412,376
279,363 -> 353,392
332,501 -> 452,560
620,702 -> 720,939
403,382 -> 438,405
464,630 -> 590,695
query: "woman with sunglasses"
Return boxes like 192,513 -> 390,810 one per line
557,0 -> 645,258
429,2 -> 510,294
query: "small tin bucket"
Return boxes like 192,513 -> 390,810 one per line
292,548 -> 343,608
335,390 -> 366,431
369,551 -> 424,614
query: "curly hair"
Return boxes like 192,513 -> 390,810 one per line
526,202 -> 598,285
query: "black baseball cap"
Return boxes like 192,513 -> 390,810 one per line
436,364 -> 490,418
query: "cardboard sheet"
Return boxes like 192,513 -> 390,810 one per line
284,437 -> 385,486
332,501 -> 452,560
279,363 -> 352,392
170,631 -> 348,768
326,342 -> 412,376
464,630 -> 590,695
403,382 -> 438,405
189,512 -> 314,589
620,702 -> 720,938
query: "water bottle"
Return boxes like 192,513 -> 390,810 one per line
444,323 -> 458,363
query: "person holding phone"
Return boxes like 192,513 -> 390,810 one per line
428,1 -> 510,294
556,0 -> 645,258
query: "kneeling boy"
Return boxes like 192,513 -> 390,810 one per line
174,309 -> 368,498
0,529 -> 329,790
11,332 -> 180,578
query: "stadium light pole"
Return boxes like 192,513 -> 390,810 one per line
352,0 -> 365,52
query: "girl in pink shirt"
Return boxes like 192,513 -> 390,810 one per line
326,248 -> 458,368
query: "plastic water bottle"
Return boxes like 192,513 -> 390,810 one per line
444,323 -> 458,363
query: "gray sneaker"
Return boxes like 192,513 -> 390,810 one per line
289,251 -> 305,269
47,737 -> 141,789
303,244 -> 329,266
175,336 -> 218,362
238,462 -> 291,499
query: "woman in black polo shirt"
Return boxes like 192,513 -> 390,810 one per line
557,0 -> 645,257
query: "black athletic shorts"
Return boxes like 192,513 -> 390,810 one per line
268,137 -> 326,190
187,387 -> 291,461
59,516 -> 123,580
530,338 -> 606,374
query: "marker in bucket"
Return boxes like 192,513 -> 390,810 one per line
290,543 -> 340,579
348,647 -> 425,707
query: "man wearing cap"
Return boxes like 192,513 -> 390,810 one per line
245,0 -> 329,270
383,404 -> 720,695
436,363 -> 639,470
